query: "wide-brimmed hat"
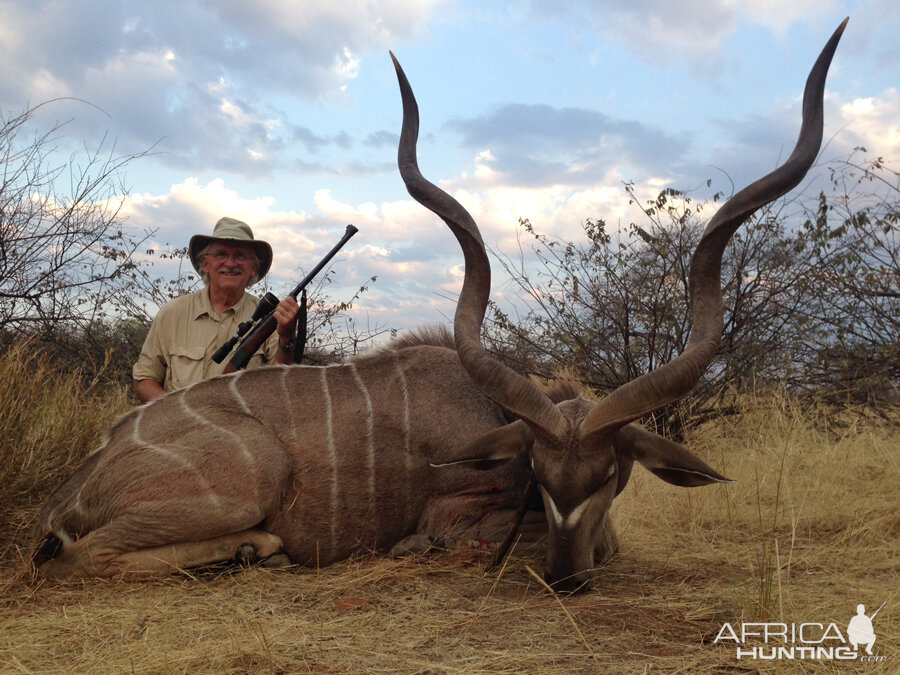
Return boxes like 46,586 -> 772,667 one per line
188,217 -> 273,284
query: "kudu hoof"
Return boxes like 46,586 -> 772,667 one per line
259,553 -> 292,569
235,544 -> 259,566
389,534 -> 435,558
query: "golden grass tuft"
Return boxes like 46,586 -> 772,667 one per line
0,339 -> 130,491
0,346 -> 896,673
0,339 -> 131,563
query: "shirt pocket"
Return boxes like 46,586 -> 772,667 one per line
169,345 -> 208,391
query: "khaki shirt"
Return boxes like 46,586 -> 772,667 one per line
133,287 -> 281,393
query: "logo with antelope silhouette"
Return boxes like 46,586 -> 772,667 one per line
713,601 -> 889,662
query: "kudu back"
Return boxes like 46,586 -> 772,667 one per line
392,19 -> 847,592
32,337 -> 538,578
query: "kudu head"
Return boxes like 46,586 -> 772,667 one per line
391,18 -> 847,593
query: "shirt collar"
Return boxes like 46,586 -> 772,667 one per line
190,286 -> 253,321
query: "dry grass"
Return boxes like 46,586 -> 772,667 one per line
0,340 -> 130,491
0,341 -> 131,562
0,351 -> 896,673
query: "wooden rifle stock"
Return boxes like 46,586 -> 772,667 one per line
221,224 -> 358,373
223,313 -> 278,373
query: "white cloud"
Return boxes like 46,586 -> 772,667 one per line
838,88 -> 900,158
0,0 -> 447,177
123,177 -> 312,252
573,0 -> 736,67
313,189 -> 382,224
551,0 -> 845,74
27,69 -> 72,102
736,0 -> 840,36
120,164 -> 650,331
219,99 -> 255,129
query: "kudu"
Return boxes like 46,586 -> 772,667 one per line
31,330 -> 540,579
391,18 -> 847,592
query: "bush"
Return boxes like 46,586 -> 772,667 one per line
486,151 -> 899,433
0,102 -> 150,337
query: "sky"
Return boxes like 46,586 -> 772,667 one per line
1,0 -> 897,339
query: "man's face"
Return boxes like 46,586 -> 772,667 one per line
202,242 -> 257,294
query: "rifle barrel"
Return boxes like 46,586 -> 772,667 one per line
870,600 -> 887,620
287,224 -> 359,300
222,224 -> 359,372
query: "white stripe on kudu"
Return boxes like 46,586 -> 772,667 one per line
540,487 -> 591,530
319,367 -> 339,556
279,368 -> 299,445
394,354 -> 413,522
132,407 -> 191,467
134,404 -> 223,507
180,392 -> 254,464
394,354 -> 412,459
229,373 -> 252,416
350,363 -> 376,504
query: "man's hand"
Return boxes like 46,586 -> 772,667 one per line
274,296 -> 301,364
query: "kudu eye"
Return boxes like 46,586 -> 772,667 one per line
590,462 -> 616,493
602,463 -> 616,484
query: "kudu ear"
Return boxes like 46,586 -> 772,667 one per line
613,425 -> 732,487
431,420 -> 535,470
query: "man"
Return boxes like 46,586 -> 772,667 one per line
848,604 -> 879,656
133,217 -> 300,403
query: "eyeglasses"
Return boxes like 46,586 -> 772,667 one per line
206,251 -> 254,264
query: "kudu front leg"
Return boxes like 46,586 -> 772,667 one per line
403,486 -> 546,559
36,527 -> 284,579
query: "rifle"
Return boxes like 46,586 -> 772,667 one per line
870,601 -> 887,621
214,224 -> 359,373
